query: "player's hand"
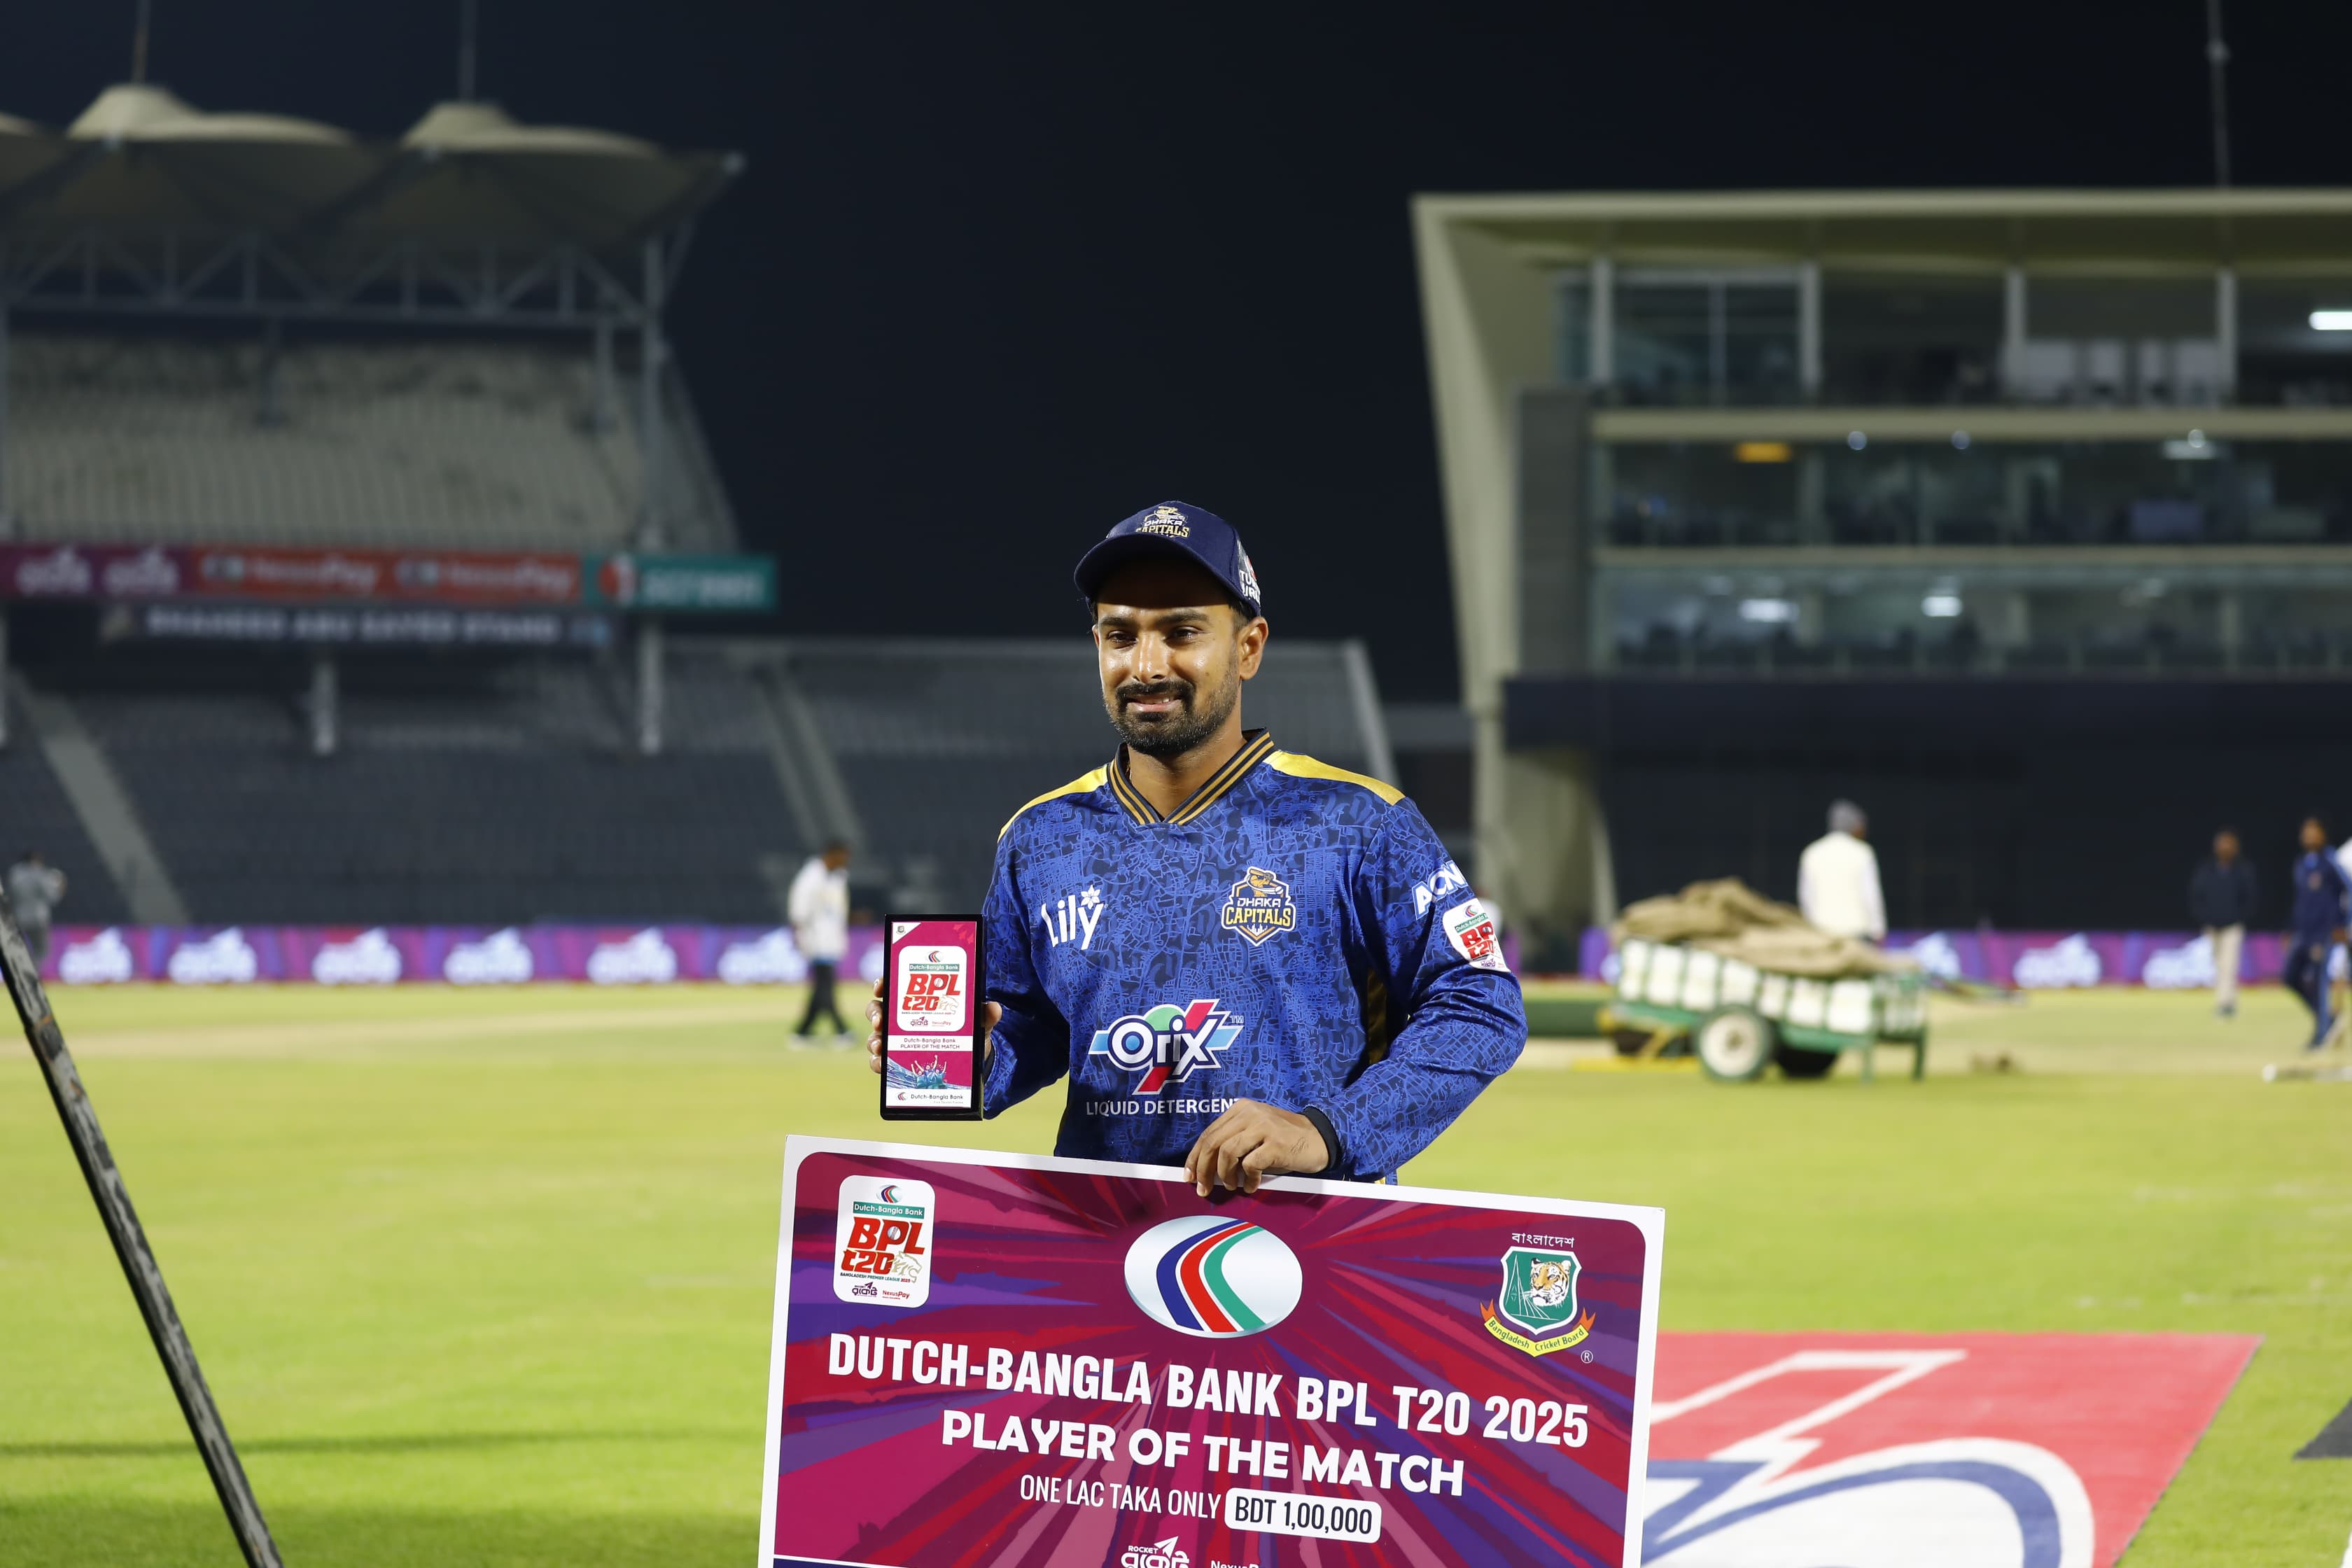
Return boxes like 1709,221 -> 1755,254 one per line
864,980 -> 998,1074
1184,1101 -> 1329,1196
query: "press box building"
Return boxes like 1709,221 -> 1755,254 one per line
1414,189 -> 2352,956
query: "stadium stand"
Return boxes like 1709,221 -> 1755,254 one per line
0,690 -> 132,923
4,332 -> 733,552
36,650 -> 799,924
6,637 -> 1394,925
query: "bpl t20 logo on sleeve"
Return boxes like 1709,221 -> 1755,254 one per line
1220,865 -> 1296,945
832,1177 -> 936,1308
1123,1216 -> 1302,1338
894,948 -> 967,1033
1088,999 -> 1240,1093
1482,1246 -> 1595,1357
1444,898 -> 1508,973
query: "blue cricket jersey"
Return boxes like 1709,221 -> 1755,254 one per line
981,729 -> 1525,1179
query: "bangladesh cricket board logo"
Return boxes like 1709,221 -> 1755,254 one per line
1089,998 -> 1239,1093
1481,1246 -> 1595,1357
1220,864 -> 1296,946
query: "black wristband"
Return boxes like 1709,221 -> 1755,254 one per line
1301,1107 -> 1343,1178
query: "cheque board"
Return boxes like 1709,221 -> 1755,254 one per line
760,1138 -> 1665,1567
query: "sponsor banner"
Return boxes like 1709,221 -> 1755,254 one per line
586,552 -> 777,612
0,541 -> 773,615
761,1138 -> 1665,1568
1578,927 -> 2290,988
38,923 -> 890,986
1644,1331 -> 2255,1567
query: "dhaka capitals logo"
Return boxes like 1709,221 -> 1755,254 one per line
1088,999 -> 1239,1093
1481,1247 -> 1596,1358
1123,1216 -> 1303,1338
1220,865 -> 1296,946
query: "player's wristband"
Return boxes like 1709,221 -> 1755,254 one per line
1301,1107 -> 1343,1179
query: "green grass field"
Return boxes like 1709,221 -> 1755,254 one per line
2,981 -> 2348,1565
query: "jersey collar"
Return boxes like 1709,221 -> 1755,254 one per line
1107,729 -> 1275,827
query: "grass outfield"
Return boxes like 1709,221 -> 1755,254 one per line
1,983 -> 2346,1565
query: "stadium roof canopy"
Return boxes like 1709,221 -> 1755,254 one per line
0,84 -> 742,328
1417,188 -> 2352,276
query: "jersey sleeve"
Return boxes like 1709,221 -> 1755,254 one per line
1312,800 -> 1525,1178
979,824 -> 1070,1117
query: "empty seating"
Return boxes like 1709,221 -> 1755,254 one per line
4,333 -> 733,552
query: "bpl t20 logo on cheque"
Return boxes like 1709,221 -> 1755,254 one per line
832,1177 -> 936,1309
1123,1216 -> 1302,1338
1481,1245 -> 1596,1357
1088,999 -> 1240,1093
1119,1538 -> 1189,1568
894,948 -> 967,1034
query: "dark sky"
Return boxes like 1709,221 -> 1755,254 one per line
10,4 -> 2352,699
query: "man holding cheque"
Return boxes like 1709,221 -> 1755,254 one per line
867,500 -> 1525,1189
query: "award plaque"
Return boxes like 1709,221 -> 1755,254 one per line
877,916 -> 983,1121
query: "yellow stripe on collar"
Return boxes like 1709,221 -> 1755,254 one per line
1266,750 -> 1404,805
1000,766 -> 1111,838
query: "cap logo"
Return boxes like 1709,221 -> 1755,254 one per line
1236,548 -> 1261,606
1135,505 -> 1191,539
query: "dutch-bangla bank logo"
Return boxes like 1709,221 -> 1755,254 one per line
1123,1216 -> 1301,1338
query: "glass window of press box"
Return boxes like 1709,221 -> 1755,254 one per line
1560,270 -> 2352,407
1599,438 -> 2352,548
1559,272 -> 1802,406
1605,575 -> 2352,676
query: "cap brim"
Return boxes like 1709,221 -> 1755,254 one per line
1073,533 -> 1252,610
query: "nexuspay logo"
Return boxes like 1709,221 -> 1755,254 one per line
1123,1216 -> 1301,1338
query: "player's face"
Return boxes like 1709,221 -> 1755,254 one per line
2302,818 -> 2328,853
1092,559 -> 1266,760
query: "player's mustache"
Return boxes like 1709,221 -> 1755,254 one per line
1116,680 -> 1192,706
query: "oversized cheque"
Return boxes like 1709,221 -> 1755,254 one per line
761,1137 -> 1664,1567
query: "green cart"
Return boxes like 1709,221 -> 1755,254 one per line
1604,936 -> 1929,1082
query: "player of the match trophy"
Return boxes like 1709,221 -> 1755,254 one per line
877,916 -> 984,1121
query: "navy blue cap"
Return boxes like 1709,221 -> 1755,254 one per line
1073,501 -> 1263,617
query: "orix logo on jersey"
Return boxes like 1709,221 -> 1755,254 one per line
1088,998 -> 1240,1093
1219,865 -> 1296,945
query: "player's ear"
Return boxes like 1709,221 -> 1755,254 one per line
1235,610 -> 1268,679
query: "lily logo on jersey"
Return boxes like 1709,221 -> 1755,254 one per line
1089,998 -> 1240,1093
1040,886 -> 1106,951
1412,859 -> 1470,915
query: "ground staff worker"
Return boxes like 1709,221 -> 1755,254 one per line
867,502 -> 1525,1193
2283,815 -> 2351,1053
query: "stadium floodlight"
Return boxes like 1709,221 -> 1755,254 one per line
2309,310 -> 2352,330
1846,430 -> 1868,451
0,916 -> 284,1568
1738,598 -> 1798,624
1922,594 -> 1964,618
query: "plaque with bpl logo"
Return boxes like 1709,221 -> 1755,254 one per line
878,916 -> 984,1121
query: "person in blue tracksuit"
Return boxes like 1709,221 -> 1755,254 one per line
867,501 -> 1525,1190
2282,815 -> 2351,1051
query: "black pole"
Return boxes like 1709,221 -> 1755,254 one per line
0,913 -> 285,1568
2206,0 -> 2232,190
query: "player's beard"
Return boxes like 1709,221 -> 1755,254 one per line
1108,660 -> 1241,762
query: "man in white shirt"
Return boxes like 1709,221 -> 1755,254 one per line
1798,799 -> 1886,941
788,840 -> 853,1042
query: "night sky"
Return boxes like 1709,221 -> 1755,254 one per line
9,4 -> 2352,698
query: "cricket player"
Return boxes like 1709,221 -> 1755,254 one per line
867,501 -> 1525,1192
